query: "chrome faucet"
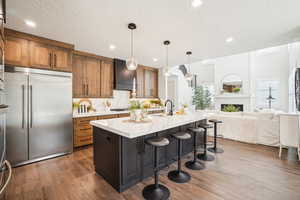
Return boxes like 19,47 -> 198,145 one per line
165,99 -> 174,116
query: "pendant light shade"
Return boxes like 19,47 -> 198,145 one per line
185,51 -> 193,81
163,40 -> 171,76
126,23 -> 138,70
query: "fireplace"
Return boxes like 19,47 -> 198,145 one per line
221,104 -> 244,112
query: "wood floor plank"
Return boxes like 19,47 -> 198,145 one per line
3,138 -> 300,200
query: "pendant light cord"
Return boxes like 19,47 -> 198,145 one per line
131,30 -> 134,58
188,54 -> 191,73
166,45 -> 169,69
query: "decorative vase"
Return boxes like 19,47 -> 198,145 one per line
130,110 -> 136,121
134,109 -> 142,122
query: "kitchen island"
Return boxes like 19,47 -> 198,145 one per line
90,112 -> 206,192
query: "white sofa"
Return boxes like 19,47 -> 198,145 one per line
199,110 -> 282,146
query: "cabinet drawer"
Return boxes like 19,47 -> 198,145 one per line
75,117 -> 97,126
118,113 -> 130,118
74,135 -> 93,147
98,114 -> 118,120
74,128 -> 92,137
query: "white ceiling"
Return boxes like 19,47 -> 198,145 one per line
5,0 -> 300,68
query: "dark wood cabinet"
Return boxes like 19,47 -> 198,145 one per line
136,65 -> 158,98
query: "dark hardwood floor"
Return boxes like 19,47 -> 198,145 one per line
3,138 -> 300,200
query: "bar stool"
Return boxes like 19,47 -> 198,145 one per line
207,119 -> 224,153
168,132 -> 191,183
197,123 -> 215,161
185,127 -> 206,170
143,136 -> 170,200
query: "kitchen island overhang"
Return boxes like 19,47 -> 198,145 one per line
91,112 -> 206,192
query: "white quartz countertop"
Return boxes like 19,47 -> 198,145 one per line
90,112 -> 206,138
73,108 -> 164,118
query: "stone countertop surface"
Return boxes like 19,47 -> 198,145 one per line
73,108 -> 165,118
90,112 -> 206,139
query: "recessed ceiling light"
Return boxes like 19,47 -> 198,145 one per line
109,44 -> 116,50
191,0 -> 203,8
226,37 -> 234,43
153,58 -> 158,62
25,20 -> 36,27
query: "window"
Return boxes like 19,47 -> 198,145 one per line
256,80 -> 280,109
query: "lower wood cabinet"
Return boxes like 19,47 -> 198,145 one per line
73,114 -> 127,147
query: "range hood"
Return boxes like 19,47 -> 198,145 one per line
114,59 -> 136,90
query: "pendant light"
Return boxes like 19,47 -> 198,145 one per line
126,23 -> 138,70
163,40 -> 171,76
185,51 -> 193,81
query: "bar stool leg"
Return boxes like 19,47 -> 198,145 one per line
207,122 -> 224,153
143,146 -> 170,200
198,128 -> 215,161
168,139 -> 191,183
185,132 -> 205,170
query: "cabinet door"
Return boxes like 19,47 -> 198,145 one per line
136,66 -> 144,97
85,57 -> 101,97
29,42 -> 52,69
144,69 -> 158,98
72,55 -> 86,97
52,48 -> 72,72
5,36 -> 29,67
100,60 -> 113,97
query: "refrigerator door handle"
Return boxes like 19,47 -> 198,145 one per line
22,84 -> 25,129
30,85 -> 33,128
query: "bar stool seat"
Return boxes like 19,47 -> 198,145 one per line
208,119 -> 222,123
143,136 -> 170,200
197,123 -> 215,161
146,137 -> 170,147
207,119 -> 224,153
185,127 -> 206,170
173,132 -> 191,140
168,132 -> 191,183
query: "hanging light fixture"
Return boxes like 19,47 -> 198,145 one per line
126,23 -> 138,70
163,40 -> 171,76
185,51 -> 193,81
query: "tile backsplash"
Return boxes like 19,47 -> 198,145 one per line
73,90 -> 159,113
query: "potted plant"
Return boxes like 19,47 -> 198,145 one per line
129,100 -> 143,121
192,85 -> 212,110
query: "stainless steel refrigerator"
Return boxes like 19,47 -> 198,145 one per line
5,66 -> 73,167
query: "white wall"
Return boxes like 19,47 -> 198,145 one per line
190,62 -> 215,85
215,53 -> 251,96
250,45 -> 289,111
190,44 -> 292,112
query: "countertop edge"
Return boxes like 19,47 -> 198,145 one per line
90,115 -> 206,139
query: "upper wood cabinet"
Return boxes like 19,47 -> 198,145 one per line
5,36 -> 29,67
29,42 -> 52,69
72,55 -> 86,97
101,60 -> 114,97
73,51 -> 113,98
4,28 -> 74,72
85,57 -> 101,97
136,66 -> 144,98
136,65 -> 158,98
